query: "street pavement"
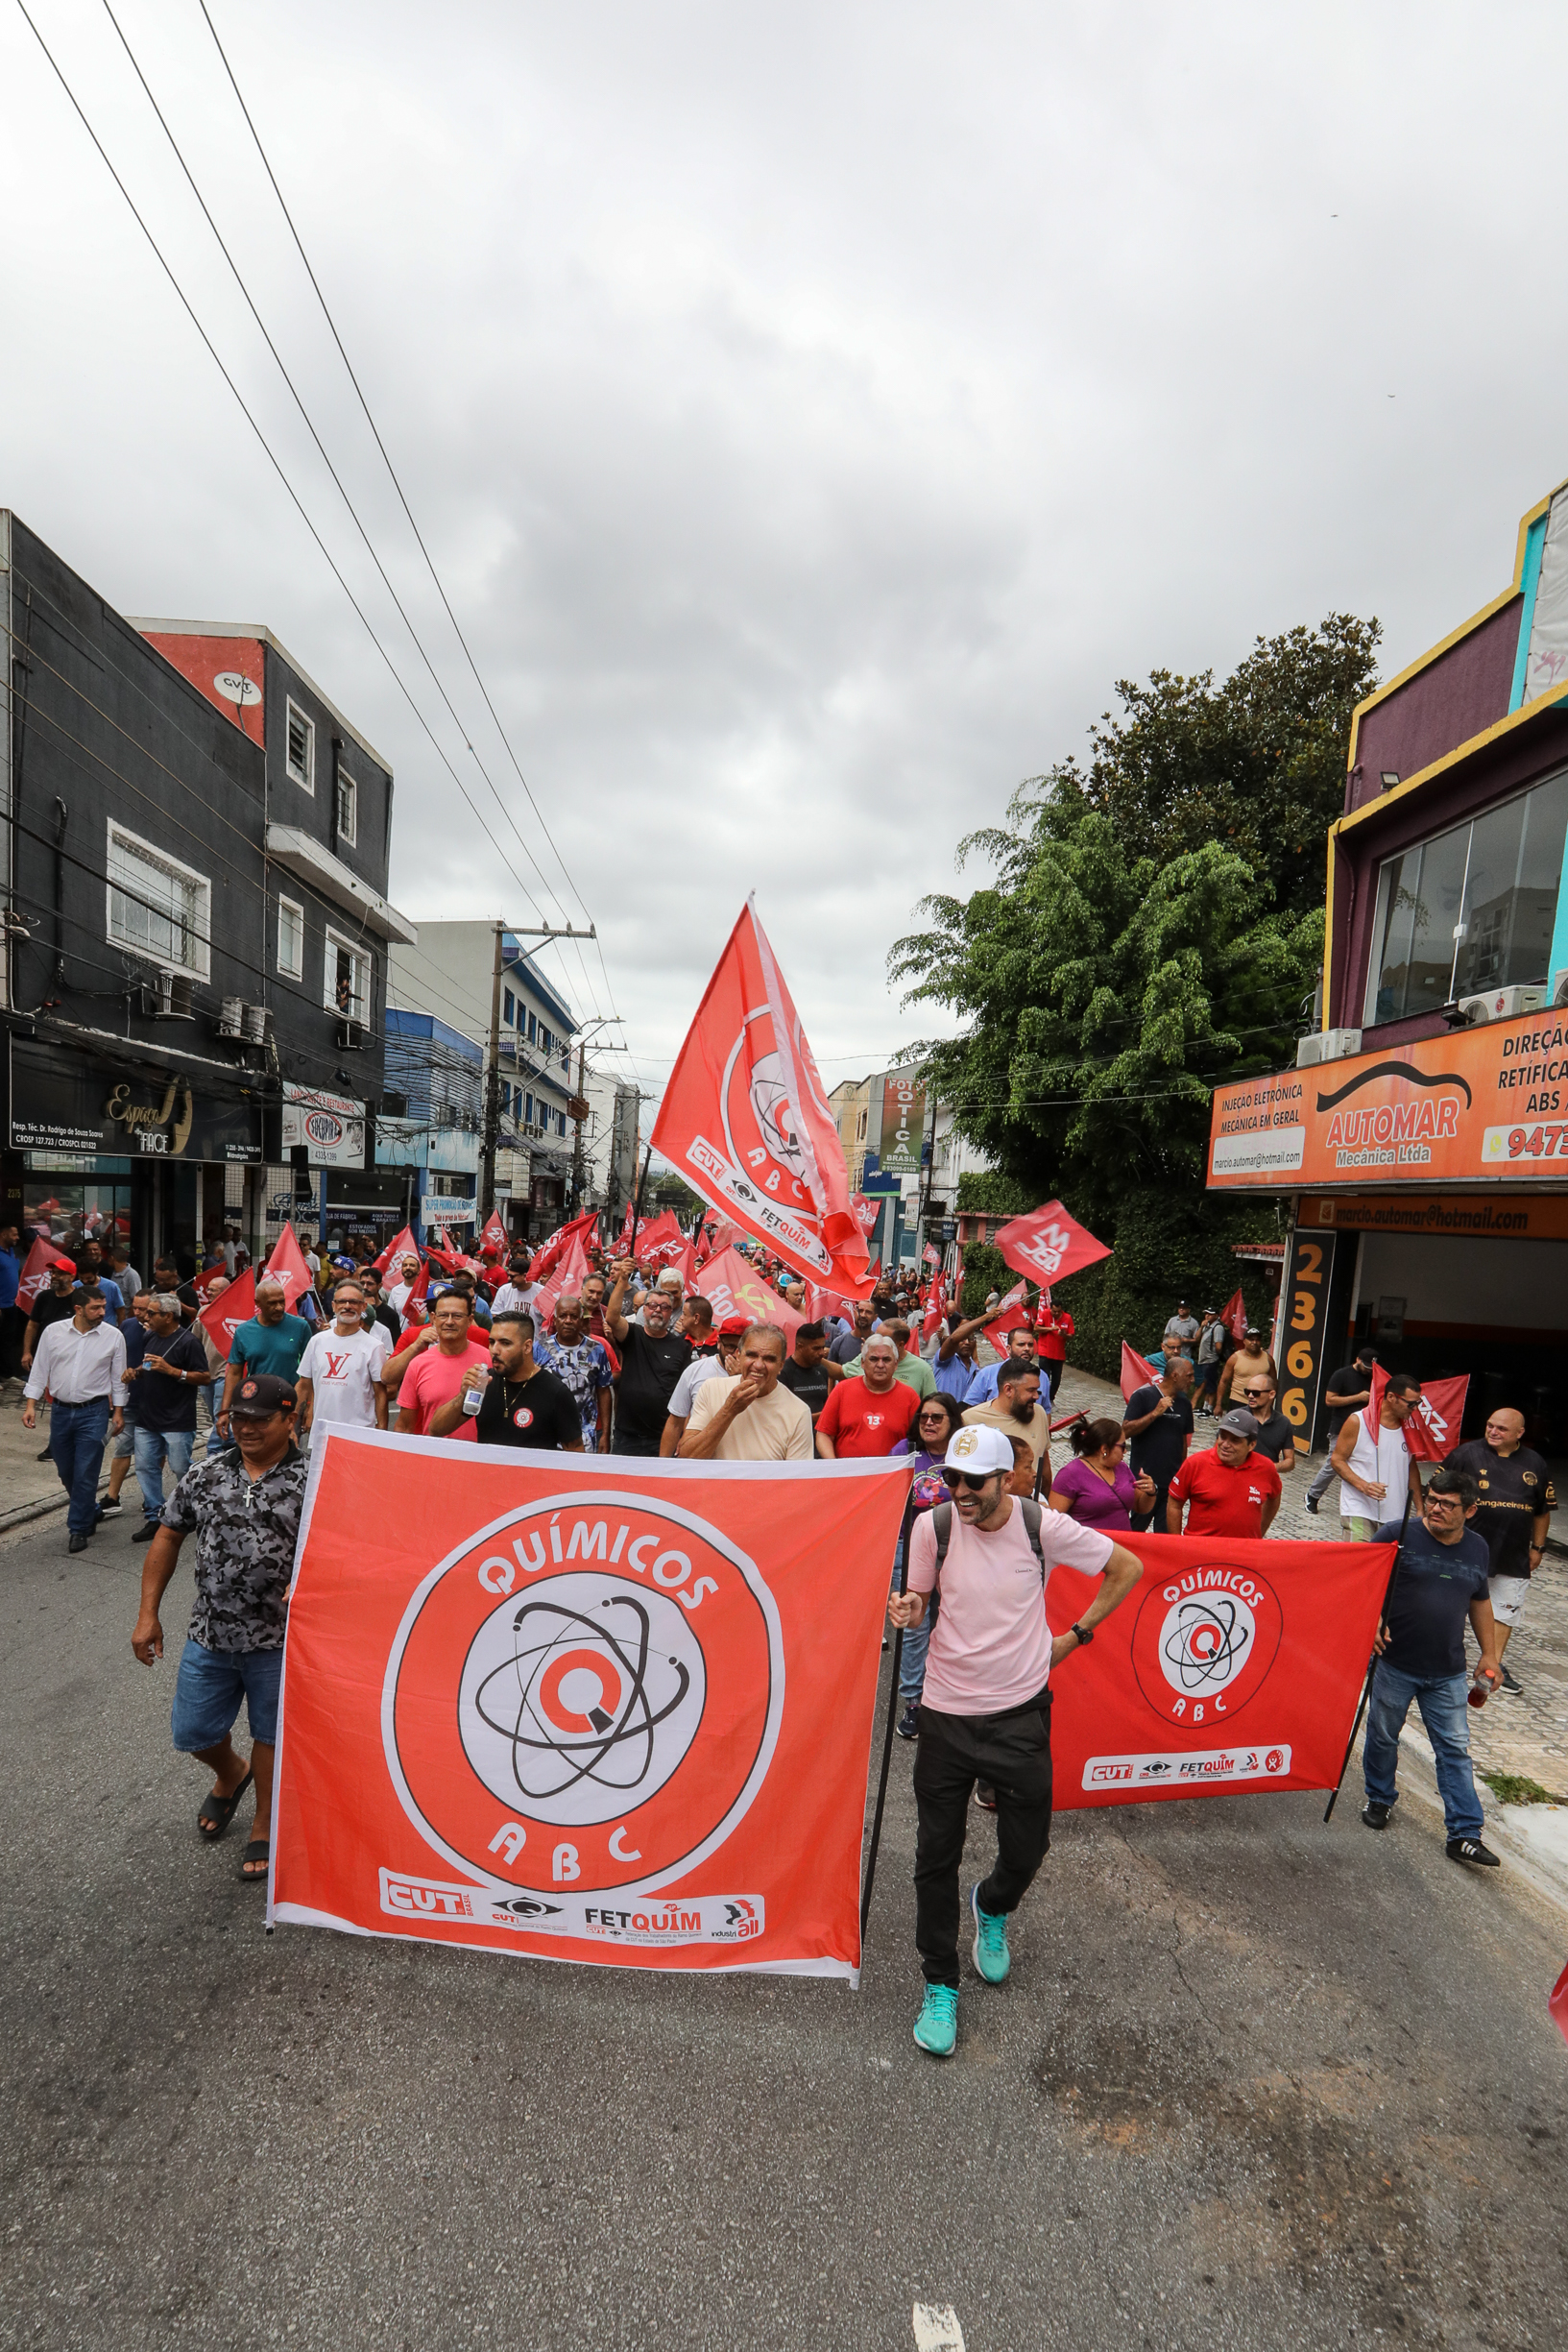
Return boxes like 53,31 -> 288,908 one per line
4,1480 -> 1567,2352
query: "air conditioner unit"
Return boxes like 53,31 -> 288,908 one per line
1552,967 -> 1568,1010
1454,986 -> 1545,1027
334,1019 -> 366,1050
1296,1027 -> 1362,1069
143,970 -> 194,1021
218,995 -> 245,1038
241,1002 -> 273,1046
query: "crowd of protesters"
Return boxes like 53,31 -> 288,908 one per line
2,1213 -> 1556,2059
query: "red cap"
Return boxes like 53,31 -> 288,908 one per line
54,1255 -> 77,1273
717,1314 -> 750,1337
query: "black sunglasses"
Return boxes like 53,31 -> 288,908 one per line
940,1467 -> 996,1493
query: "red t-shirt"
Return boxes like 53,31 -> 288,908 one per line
1036,1310 -> 1073,1363
1169,1445 -> 1281,1536
398,1338 -> 493,1442
817,1375 -> 922,1457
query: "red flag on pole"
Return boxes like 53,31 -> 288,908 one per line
922,1273 -> 948,1344
1120,1341 -> 1158,1400
1221,1288 -> 1249,1344
198,1224 -> 313,1361
988,1280 -> 1032,1340
374,1223 -> 421,1276
850,1194 -> 880,1239
478,1210 -> 509,1261
992,1200 -> 1111,1288
527,1210 -> 598,1285
15,1235 -> 67,1316
650,898 -> 873,1296
695,1248 -> 805,1345
1363,1366 -> 1470,1464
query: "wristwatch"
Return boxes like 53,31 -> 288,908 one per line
1071,1621 -> 1093,1647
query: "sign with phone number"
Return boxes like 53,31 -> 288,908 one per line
1482,1124 -> 1568,1163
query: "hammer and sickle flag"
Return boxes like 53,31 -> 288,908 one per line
651,898 -> 873,1296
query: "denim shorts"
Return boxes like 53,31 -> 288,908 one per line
112,1423 -> 135,1461
171,1637 -> 283,1751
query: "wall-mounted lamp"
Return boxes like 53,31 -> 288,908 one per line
1380,771 -> 1400,790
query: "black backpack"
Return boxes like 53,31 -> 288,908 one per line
929,1496 -> 1047,1588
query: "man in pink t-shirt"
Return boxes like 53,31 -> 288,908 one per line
388,1292 -> 492,1443
888,1422 -> 1142,2059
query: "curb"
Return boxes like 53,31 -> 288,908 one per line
1392,1723 -> 1568,1919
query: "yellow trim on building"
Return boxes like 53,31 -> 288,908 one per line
1338,672 -> 1568,838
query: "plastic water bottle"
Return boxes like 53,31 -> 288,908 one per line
462,1370 -> 488,1416
1467,1666 -> 1494,1710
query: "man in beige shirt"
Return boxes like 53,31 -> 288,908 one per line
962,1359 -> 1050,1479
679,1323 -> 813,1462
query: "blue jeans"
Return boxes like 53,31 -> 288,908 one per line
1363,1661 -> 1484,1841
171,1637 -> 282,1751
200,1379 -> 229,1455
50,1397 -> 110,1534
890,1539 -> 939,1705
133,1425 -> 195,1524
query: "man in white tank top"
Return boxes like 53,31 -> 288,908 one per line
1329,1371 -> 1423,1539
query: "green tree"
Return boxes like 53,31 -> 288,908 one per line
893,616 -> 1379,1373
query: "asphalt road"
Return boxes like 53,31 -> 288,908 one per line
3,1507 -> 1566,2352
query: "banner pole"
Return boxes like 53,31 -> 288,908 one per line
860,1490 -> 916,1942
1323,1484 -> 1415,1825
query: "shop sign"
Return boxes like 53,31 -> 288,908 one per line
1273,1231 -> 1339,1443
878,1075 -> 926,1176
281,1082 -> 365,1169
1208,1014 -> 1568,1191
422,1195 -> 477,1224
9,1038 -> 261,1162
1297,1190 -> 1568,1241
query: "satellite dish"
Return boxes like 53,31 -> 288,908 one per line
213,670 -> 262,707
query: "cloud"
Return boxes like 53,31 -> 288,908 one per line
4,0 -> 1566,1111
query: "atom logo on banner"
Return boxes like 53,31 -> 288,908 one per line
1129,1564 -> 1283,1727
459,1575 -> 706,1825
383,1491 -> 784,1899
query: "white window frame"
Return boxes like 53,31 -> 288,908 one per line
323,926 -> 373,1025
277,894 -> 304,981
335,764 -> 357,846
286,699 -> 315,794
105,818 -> 211,981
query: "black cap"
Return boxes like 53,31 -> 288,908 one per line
231,1372 -> 297,1418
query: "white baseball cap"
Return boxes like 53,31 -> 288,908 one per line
943,1424 -> 1015,1477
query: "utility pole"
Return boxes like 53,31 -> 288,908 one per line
478,918 -> 597,1221
915,1087 -> 939,1259
566,1018 -> 620,1215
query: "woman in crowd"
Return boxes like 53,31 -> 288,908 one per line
1049,1416 -> 1155,1533
891,1393 -> 968,1738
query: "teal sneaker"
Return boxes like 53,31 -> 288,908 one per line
970,1883 -> 1011,1984
912,1983 -> 959,2057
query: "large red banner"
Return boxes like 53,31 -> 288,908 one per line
270,1437 -> 909,1976
694,1247 -> 804,1344
1049,1533 -> 1393,1806
650,898 -> 873,1296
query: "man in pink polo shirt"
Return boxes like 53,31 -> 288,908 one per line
888,1422 -> 1142,2058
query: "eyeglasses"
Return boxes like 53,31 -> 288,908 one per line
940,1468 -> 996,1493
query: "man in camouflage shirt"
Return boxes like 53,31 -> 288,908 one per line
132,1372 -> 306,1881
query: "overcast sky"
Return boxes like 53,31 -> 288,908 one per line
6,1 -> 1568,1115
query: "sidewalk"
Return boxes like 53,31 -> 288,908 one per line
1049,1359 -> 1568,1843
0,1382 -> 207,1538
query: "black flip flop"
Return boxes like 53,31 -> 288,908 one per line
198,1768 -> 253,1842
239,1838 -> 270,1882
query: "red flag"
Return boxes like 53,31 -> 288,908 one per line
850,1194 -> 880,1239
631,1210 -> 688,1269
1047,1533 -> 1395,1807
15,1235 -> 67,1316
695,1247 -> 804,1345
1221,1288 -> 1248,1344
650,898 -> 872,1295
922,1242 -> 939,1267
992,1200 -> 1111,1288
989,1279 -> 1032,1340
923,1273 -> 948,1344
262,1223 -> 313,1310
527,1210 -> 597,1285
478,1210 -> 509,1261
1120,1341 -> 1158,1400
533,1228 -> 594,1333
192,1260 -> 229,1298
374,1223 -> 421,1277
199,1271 -> 253,1361
1552,1960 -> 1568,2050
1363,1366 -> 1470,1464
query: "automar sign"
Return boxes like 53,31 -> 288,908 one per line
281,1082 -> 365,1168
1208,1015 -> 1568,1190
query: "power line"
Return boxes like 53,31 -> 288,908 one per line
193,0 -> 617,1033
12,0 -> 573,959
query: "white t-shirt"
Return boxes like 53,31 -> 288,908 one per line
906,1502 -> 1113,1715
298,1324 -> 387,1426
387,1279 -> 420,1314
668,1353 -> 726,1419
493,1281 -> 540,1318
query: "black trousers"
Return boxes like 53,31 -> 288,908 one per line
611,1430 -> 662,1457
1131,1479 -> 1172,1535
912,1692 -> 1053,1988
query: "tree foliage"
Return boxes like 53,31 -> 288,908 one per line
894,616 -> 1379,1372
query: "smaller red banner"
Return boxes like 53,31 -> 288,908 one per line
993,1200 -> 1111,1288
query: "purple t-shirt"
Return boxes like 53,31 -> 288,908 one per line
1051,1455 -> 1137,1532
